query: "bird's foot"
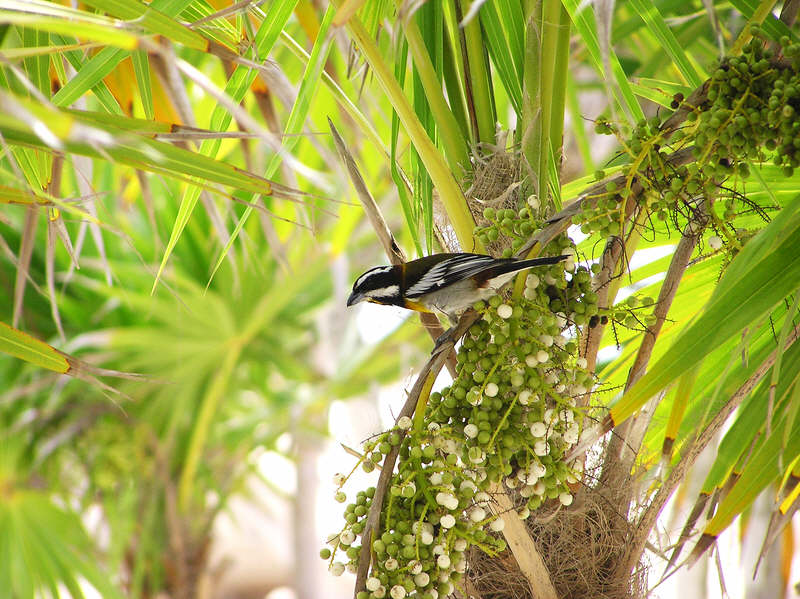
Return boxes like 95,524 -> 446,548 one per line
431,327 -> 455,355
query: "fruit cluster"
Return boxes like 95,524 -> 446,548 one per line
474,203 -> 541,258
324,253 -> 595,598
583,30 -> 800,244
322,27 -> 800,599
696,30 -> 800,179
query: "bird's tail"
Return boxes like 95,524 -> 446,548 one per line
493,254 -> 569,277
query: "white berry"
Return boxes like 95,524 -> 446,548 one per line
485,382 -> 499,397
497,303 -> 513,319
559,492 -> 574,506
470,506 -> 487,522
440,514 -> 456,528
530,461 -> 547,478
397,415 -> 412,430
534,440 -> 548,456
530,422 -> 547,437
708,235 -> 723,250
490,518 -> 505,532
390,584 -> 407,599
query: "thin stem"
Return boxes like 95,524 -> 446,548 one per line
441,18 -> 471,140
329,119 -> 458,376
460,0 -> 496,145
521,0 -> 542,199
399,2 -> 470,174
565,71 -> 595,172
548,3 -> 571,173
536,0 -> 561,205
345,13 -> 481,252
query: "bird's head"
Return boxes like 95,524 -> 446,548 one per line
347,264 -> 402,307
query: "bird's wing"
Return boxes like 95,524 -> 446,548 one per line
405,254 -> 502,297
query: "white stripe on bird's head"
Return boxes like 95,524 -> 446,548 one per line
367,284 -> 400,298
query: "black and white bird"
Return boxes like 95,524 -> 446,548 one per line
347,252 -> 568,321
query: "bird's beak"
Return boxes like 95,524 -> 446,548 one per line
347,291 -> 363,307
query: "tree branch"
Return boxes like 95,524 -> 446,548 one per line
490,485 -> 559,599
516,147 -> 697,261
352,313 -> 479,597
329,119 -> 458,377
599,203 -> 709,506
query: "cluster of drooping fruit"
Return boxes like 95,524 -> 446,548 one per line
695,29 -> 800,178
584,29 -> 800,249
474,202 -> 544,258
323,236 -> 597,598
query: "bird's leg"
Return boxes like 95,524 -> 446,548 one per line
431,328 -> 454,354
430,310 -> 461,354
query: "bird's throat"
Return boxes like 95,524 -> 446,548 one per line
402,298 -> 433,313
